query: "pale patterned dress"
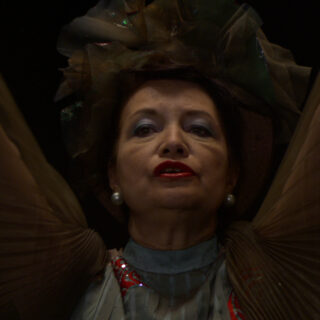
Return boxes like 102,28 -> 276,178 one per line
71,238 -> 245,320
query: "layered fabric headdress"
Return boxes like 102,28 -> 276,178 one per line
56,0 -> 310,218
0,0 -> 319,319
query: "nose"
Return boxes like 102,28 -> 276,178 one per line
159,125 -> 189,158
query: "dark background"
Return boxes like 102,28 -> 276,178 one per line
1,0 -> 318,244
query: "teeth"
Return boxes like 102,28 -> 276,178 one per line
163,168 -> 183,173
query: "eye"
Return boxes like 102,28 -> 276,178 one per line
133,124 -> 158,137
188,125 -> 213,137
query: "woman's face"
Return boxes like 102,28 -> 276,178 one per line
109,79 -> 237,219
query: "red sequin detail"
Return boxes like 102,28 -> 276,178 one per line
228,291 -> 245,320
111,256 -> 147,297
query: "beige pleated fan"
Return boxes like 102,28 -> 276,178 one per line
0,76 -> 108,320
225,75 -> 320,319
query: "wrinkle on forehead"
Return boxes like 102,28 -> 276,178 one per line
120,79 -> 219,121
118,79 -> 227,143
138,79 -> 209,97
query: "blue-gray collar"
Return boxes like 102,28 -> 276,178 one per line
123,237 -> 219,274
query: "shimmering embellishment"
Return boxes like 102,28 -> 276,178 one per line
228,291 -> 245,320
111,256 -> 148,297
111,191 -> 123,206
95,42 -> 111,47
224,194 -> 236,207
255,37 -> 267,68
60,101 -> 83,122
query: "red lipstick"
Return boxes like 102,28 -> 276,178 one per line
154,161 -> 195,178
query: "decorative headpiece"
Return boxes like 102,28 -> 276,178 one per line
56,0 -> 310,217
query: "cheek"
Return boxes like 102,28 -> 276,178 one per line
115,143 -> 149,189
200,145 -> 230,189
115,143 -> 155,211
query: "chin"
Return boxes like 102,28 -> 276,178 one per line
155,191 -> 202,209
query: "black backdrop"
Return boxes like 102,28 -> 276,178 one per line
1,0 -> 318,245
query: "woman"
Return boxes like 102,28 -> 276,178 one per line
0,0 -> 319,319
70,74 -> 243,319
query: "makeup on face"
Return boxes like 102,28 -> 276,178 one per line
126,108 -> 220,141
154,160 -> 196,178
110,80 -> 235,226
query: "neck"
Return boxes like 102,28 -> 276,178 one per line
123,237 -> 219,273
128,208 -> 217,250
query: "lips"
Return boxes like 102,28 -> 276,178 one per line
154,161 -> 195,178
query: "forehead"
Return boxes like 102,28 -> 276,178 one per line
120,79 -> 221,120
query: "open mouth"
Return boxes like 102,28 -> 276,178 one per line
154,161 -> 195,178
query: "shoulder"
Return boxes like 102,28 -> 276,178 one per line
71,264 -> 125,320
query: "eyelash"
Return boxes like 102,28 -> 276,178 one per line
187,125 -> 213,137
133,123 -> 213,138
133,124 -> 158,137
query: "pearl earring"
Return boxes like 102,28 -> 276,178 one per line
111,191 -> 123,206
224,194 -> 236,207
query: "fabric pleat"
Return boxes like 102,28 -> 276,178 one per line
0,75 -> 108,320
225,74 -> 320,319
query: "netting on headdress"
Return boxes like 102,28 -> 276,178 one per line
57,0 -> 310,137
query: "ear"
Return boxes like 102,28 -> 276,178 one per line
226,164 -> 239,193
108,161 -> 119,191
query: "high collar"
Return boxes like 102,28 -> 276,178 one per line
123,237 -> 219,274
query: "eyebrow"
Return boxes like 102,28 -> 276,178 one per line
129,108 -> 158,119
183,110 -> 214,120
129,108 -> 215,121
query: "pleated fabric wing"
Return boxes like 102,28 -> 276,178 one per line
225,74 -> 320,319
0,75 -> 108,320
